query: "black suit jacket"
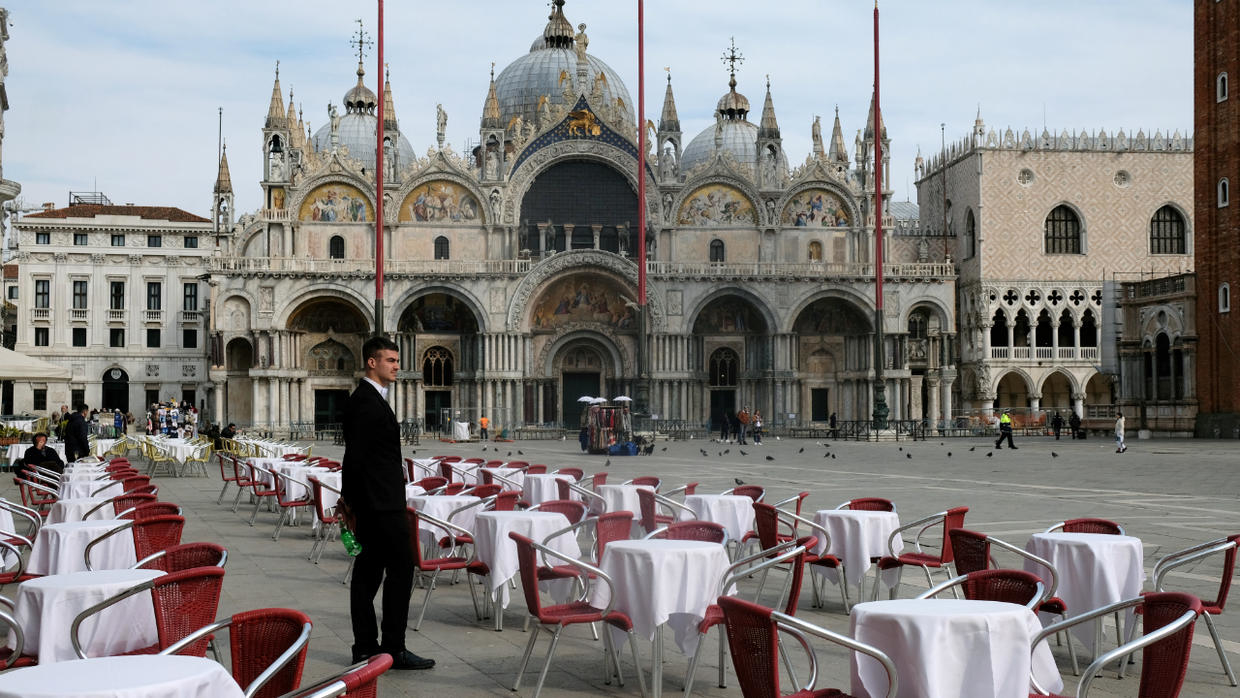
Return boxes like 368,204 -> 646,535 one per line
342,379 -> 405,513
64,413 -> 89,458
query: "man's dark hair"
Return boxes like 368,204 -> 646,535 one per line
362,336 -> 399,362
76,404 -> 88,413
32,432 -> 47,441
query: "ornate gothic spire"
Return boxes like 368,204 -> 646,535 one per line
383,64 -> 398,131
659,70 -> 679,132
286,87 -> 297,125
758,75 -> 779,138
481,63 -> 502,129
829,106 -> 849,164
266,62 -> 286,128
214,143 -> 233,194
864,95 -> 887,140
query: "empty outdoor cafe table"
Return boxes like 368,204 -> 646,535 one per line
1025,531 -> 1144,648
408,457 -> 440,480
850,598 -> 1063,698
678,494 -> 755,541
522,473 -> 577,506
589,538 -> 732,698
27,520 -> 136,575
46,497 -> 111,525
0,654 -> 244,698
472,510 -> 579,624
7,568 -> 162,663
407,494 -> 481,547
813,508 -> 902,596
591,484 -> 654,515
59,475 -> 119,500
479,466 -> 525,489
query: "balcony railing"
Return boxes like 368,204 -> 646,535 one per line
107,309 -> 125,322
989,345 -> 1101,362
30,308 -> 50,322
991,347 -> 1009,359
143,309 -> 164,323
648,261 -> 956,279
1034,347 -> 1053,359
68,308 -> 88,322
1081,347 -> 1099,361
210,257 -> 536,275
261,208 -> 292,221
180,310 -> 201,323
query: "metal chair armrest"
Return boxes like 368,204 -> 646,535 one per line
526,535 -> 617,616
662,483 -> 692,498
1031,596 -> 1145,649
83,520 -> 135,571
541,516 -> 596,548
653,492 -> 695,518
772,610 -> 899,698
770,493 -> 804,510
70,577 -> 157,658
886,511 -> 945,558
158,618 -> 231,655
721,541 -> 807,595
82,497 -> 119,520
777,510 -> 832,552
0,607 -> 23,668
1154,540 -> 1237,592
0,539 -> 28,580
415,511 -> 472,558
490,472 -> 522,490
0,500 -> 41,539
989,537 -> 1060,602
242,622 -> 313,698
568,482 -> 607,508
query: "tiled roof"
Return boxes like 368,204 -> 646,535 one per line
25,204 -> 210,223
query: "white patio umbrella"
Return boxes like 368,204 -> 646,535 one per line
577,396 -> 595,403
612,396 -> 633,402
592,397 -> 609,404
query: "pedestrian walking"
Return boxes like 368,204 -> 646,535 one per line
1068,411 -> 1081,440
1050,411 -> 1064,440
1115,412 -> 1127,453
994,409 -> 1017,450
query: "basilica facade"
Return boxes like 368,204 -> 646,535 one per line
207,0 -> 956,434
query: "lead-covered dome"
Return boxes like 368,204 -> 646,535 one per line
311,61 -> 416,171
491,1 -> 634,130
681,119 -> 760,173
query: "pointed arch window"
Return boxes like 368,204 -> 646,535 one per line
964,208 -> 976,259
1219,72 -> 1229,102
709,239 -> 725,263
328,235 -> 345,259
1221,179 -> 1231,208
1150,205 -> 1186,255
434,236 -> 450,260
423,346 -> 454,387
1044,205 -> 1082,255
1221,283 -> 1231,313
808,241 -> 823,262
708,347 -> 738,387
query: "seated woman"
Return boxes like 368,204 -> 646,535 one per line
23,432 -> 64,474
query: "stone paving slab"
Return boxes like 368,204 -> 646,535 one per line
11,433 -> 1239,696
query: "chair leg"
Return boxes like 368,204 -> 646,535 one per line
1203,611 -> 1238,686
272,508 -> 287,541
414,569 -> 438,631
682,631 -> 706,696
342,557 -> 355,585
778,636 -> 799,690
716,626 -> 727,688
466,573 -> 483,622
249,496 -> 264,525
216,481 -> 231,505
838,570 -> 851,612
627,631 -> 648,698
513,623 -> 542,692
231,486 -> 247,513
532,626 -> 564,698
606,626 -> 626,687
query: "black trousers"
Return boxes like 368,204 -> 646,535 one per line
995,429 -> 1015,448
350,508 -> 414,653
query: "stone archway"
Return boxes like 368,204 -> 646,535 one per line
692,293 -> 773,427
397,292 -> 484,432
287,298 -> 370,429
548,335 -> 621,429
995,370 -> 1032,410
791,297 -> 872,422
224,337 -> 253,426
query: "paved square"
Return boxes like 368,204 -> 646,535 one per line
20,433 -> 1238,697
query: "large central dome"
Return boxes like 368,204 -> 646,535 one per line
491,1 -> 634,130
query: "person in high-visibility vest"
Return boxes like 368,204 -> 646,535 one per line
479,416 -> 490,441
994,409 -> 1017,449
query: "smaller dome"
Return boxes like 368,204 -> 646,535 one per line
716,77 -> 750,119
311,113 -> 416,172
680,118 -> 759,173
344,62 -> 377,114
543,0 -> 574,48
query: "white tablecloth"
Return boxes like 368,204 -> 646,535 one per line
0,654 -> 244,698
27,520 -> 136,575
591,484 -> 654,515
7,442 -> 66,467
473,510 -> 578,607
443,461 -> 480,485
1025,532 -> 1145,645
408,458 -> 440,480
92,439 -> 118,457
1,418 -> 36,433
679,494 -> 755,541
480,467 -> 525,490
59,477 -> 120,500
589,539 -> 731,655
146,438 -> 197,463
813,509 -> 902,586
851,598 -> 1062,698
8,569 -> 162,663
46,497 -> 111,525
523,474 -> 577,506
451,421 -> 470,441
235,438 -> 304,458
408,495 -> 481,547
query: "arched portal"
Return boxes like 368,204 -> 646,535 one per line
288,298 -> 370,429
694,294 -> 771,429
225,337 -> 253,426
101,367 -> 129,412
520,160 -> 638,256
398,293 -> 482,433
995,371 -> 1031,410
551,337 -> 619,429
791,297 -> 872,422
1041,372 -> 1073,412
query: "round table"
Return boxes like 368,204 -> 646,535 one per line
407,458 -> 440,480
850,598 -> 1063,698
8,568 -> 162,663
27,520 -> 136,575
472,510 -> 578,608
812,509 -> 902,586
0,654 -> 244,697
679,494 -> 755,541
7,443 -> 66,467
522,474 -> 577,506
407,495 -> 481,547
591,484 -> 654,515
59,477 -> 120,500
1025,531 -> 1145,646
46,497 -> 111,525
479,467 -> 525,489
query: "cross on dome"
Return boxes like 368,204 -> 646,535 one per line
721,38 -> 744,83
351,18 -> 373,63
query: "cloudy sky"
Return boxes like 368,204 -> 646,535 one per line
3,0 -> 1190,218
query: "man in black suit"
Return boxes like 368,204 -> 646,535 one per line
342,336 -> 434,670
64,404 -> 90,462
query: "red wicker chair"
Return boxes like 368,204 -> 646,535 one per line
82,492 -> 157,519
719,595 -> 898,698
281,653 -> 394,698
83,514 -> 185,571
215,453 -> 240,505
509,531 -> 647,698
591,472 -> 608,489
874,506 -> 968,599
1030,592 -> 1203,697
408,508 -> 473,631
622,476 -> 661,491
524,464 -> 548,475
70,566 -> 226,658
1046,518 -> 1125,535
493,490 -> 521,511
134,542 -> 228,572
270,471 -> 314,541
243,464 -> 281,526
504,461 -> 530,470
552,467 -> 583,481
645,520 -> 727,544
637,487 -> 676,534
756,504 -> 848,610
441,482 -> 467,495
838,497 -> 896,512
119,501 -> 183,520
723,485 -> 765,502
412,476 -> 447,491
684,536 -> 817,695
526,499 -> 587,524
466,483 -> 502,498
1152,534 -> 1240,686
917,568 -> 1044,608
159,608 -> 311,698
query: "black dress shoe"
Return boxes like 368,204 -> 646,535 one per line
351,646 -> 381,664
385,649 -> 435,670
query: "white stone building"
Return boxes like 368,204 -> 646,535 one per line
915,116 -> 1193,423
11,201 -> 213,414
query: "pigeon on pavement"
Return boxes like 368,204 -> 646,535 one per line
734,478 -> 745,486
1052,452 -> 1059,458
765,455 -> 775,461
986,451 -> 993,457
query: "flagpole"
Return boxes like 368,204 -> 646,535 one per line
872,0 -> 889,429
636,0 -> 650,414
373,0 -> 386,337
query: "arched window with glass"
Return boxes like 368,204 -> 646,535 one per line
1044,205 -> 1082,255
709,239 -> 725,263
422,346 -> 454,387
708,347 -> 738,387
328,235 -> 345,259
808,241 -> 823,262
434,236 -> 450,260
1149,205 -> 1186,255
